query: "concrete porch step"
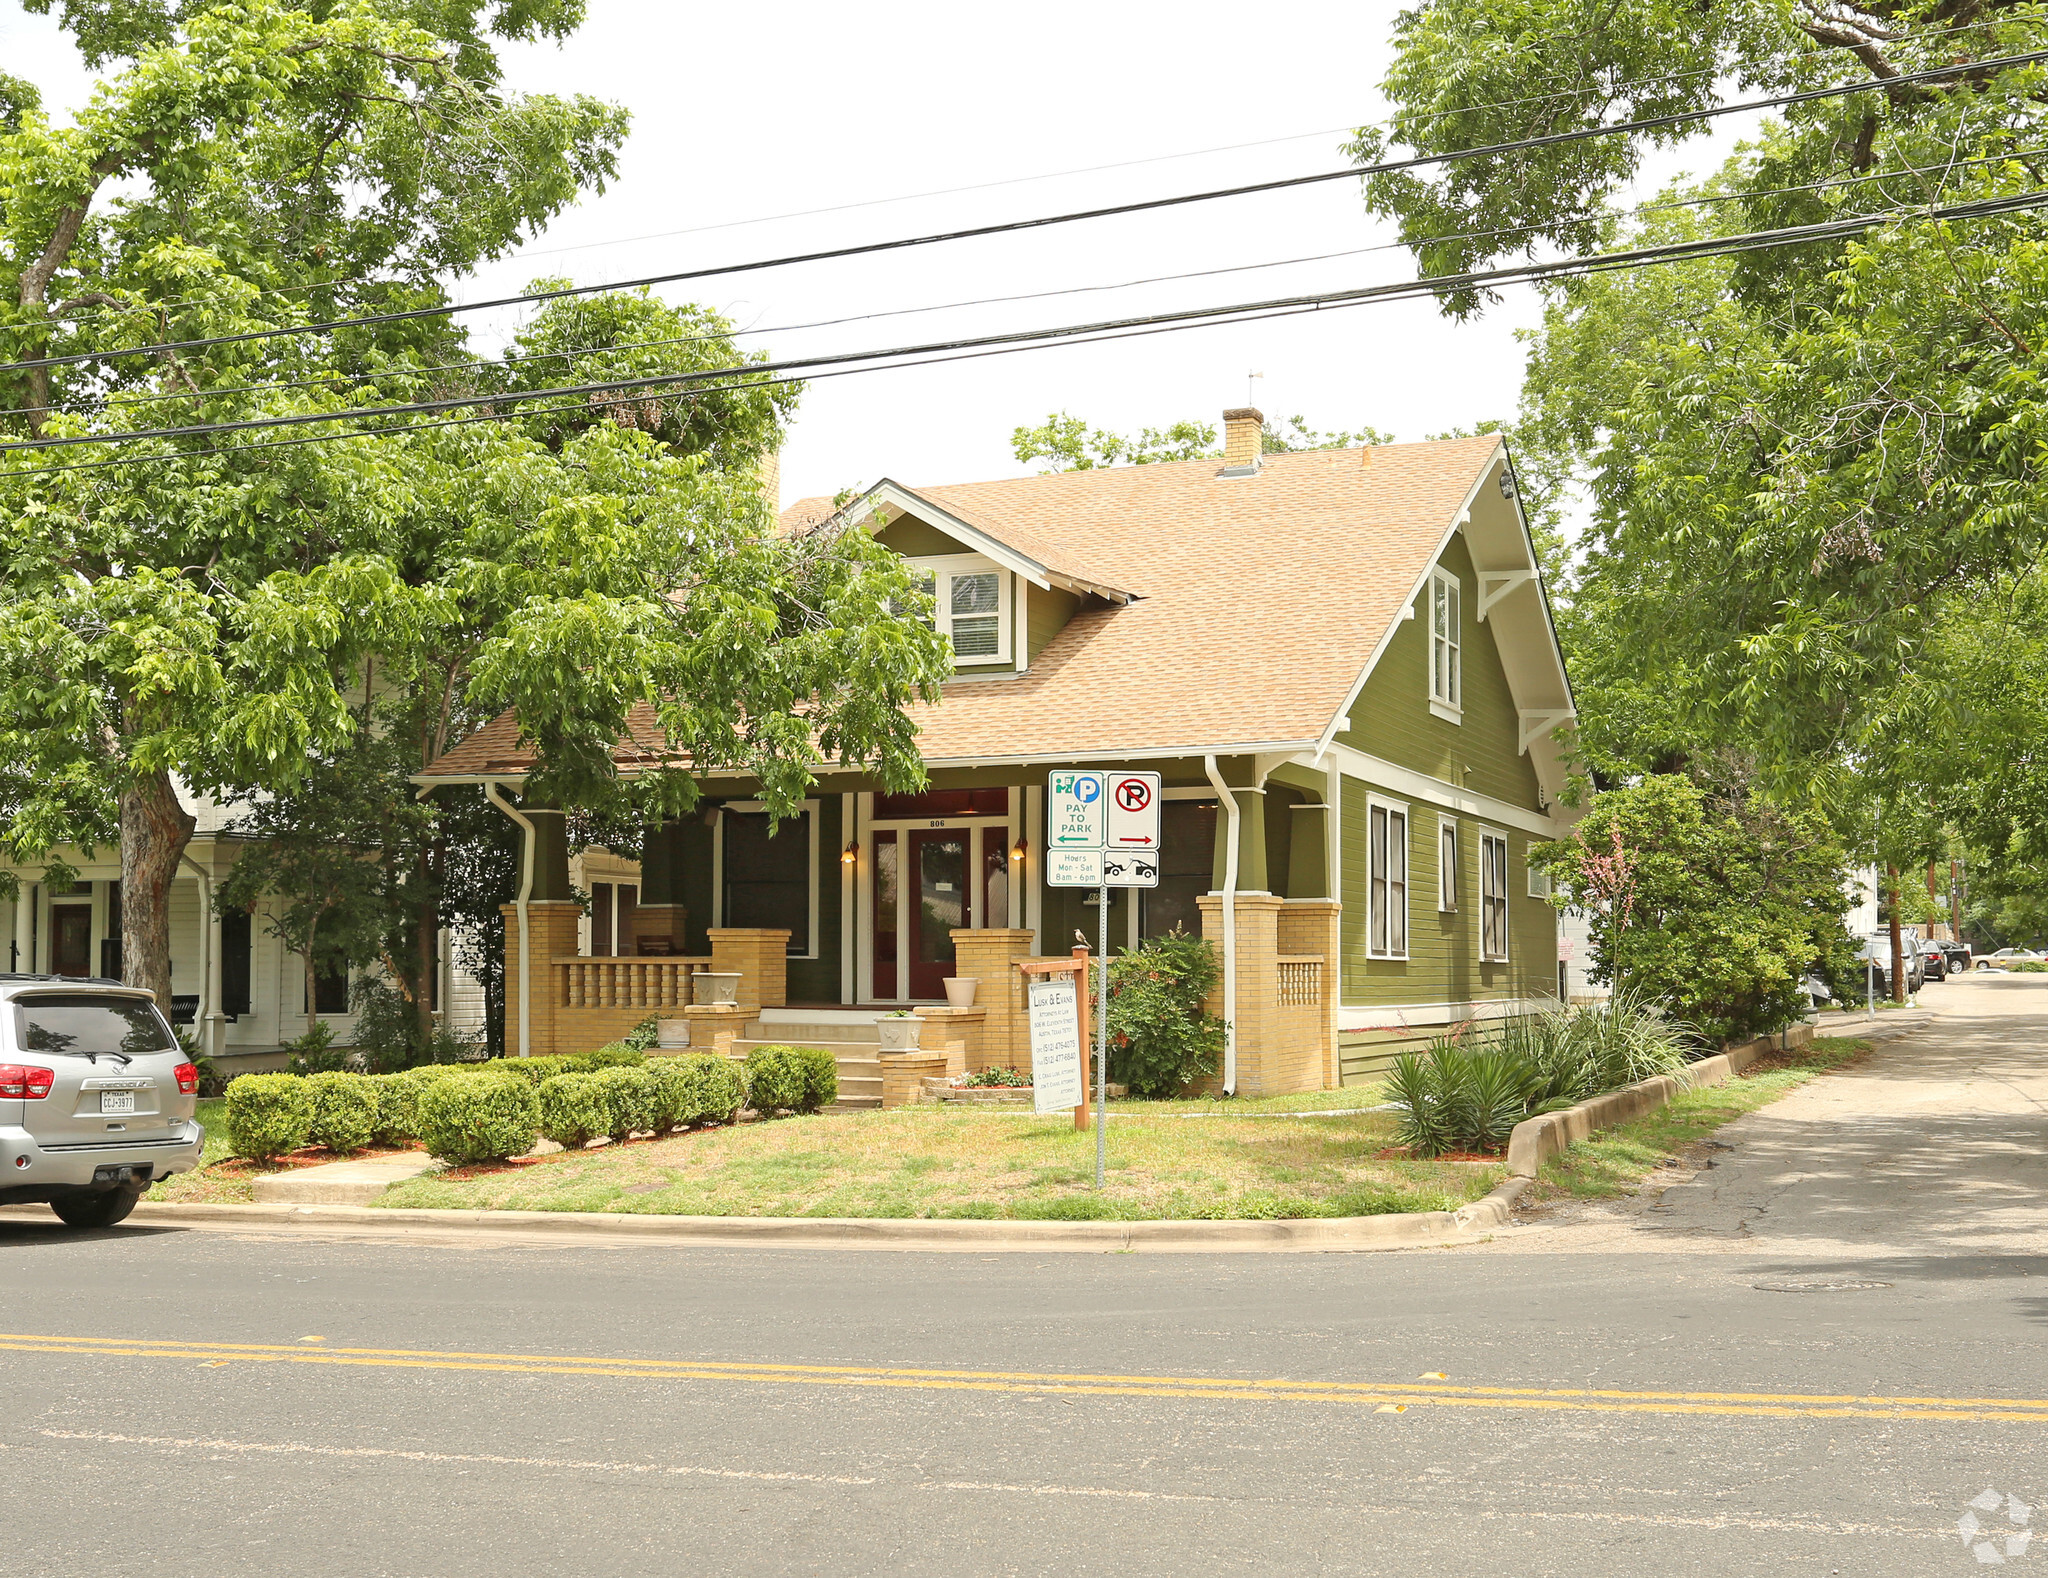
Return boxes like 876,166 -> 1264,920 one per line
749,1019 -> 884,1045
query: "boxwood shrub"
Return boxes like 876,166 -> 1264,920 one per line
790,1046 -> 837,1114
682,1054 -> 745,1126
303,1071 -> 378,1154
577,1044 -> 646,1073
536,1072 -> 611,1151
593,1065 -> 660,1143
224,1072 -> 312,1161
415,1071 -> 540,1165
642,1057 -> 695,1134
743,1045 -> 807,1117
496,1053 -> 575,1086
367,1072 -> 422,1145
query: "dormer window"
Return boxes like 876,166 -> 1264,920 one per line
909,554 -> 1012,664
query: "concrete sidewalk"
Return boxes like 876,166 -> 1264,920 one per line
1498,975 -> 2048,1260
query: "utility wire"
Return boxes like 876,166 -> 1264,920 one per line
9,185 -> 2045,465
4,45 -> 2043,381
72,137 -> 2048,418
12,12 -> 2015,340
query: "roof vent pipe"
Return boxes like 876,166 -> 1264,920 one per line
1203,754 -> 1240,1095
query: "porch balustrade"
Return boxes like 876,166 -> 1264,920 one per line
553,955 -> 712,1011
1276,956 -> 1323,1008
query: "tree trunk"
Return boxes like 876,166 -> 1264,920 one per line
304,912 -> 321,1040
120,768 -> 197,1011
1886,866 -> 1906,1003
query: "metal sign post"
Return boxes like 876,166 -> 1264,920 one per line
1045,770 -> 1162,1186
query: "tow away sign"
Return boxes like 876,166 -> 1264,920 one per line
1045,770 -> 1162,887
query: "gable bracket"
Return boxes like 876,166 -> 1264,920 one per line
1478,570 -> 1539,621
1518,709 -> 1575,754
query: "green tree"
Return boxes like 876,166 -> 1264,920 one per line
1363,4 -> 2048,798
1011,411 -> 1399,473
1537,773 -> 1858,1043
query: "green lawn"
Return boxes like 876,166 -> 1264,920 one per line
375,1102 -> 1495,1222
1109,1083 -> 1388,1115
1533,1037 -> 1870,1201
143,1098 -> 247,1203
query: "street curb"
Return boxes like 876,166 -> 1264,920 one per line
115,1018 -> 1918,1256
124,1190 -> 1525,1255
1501,1014 -> 1936,1180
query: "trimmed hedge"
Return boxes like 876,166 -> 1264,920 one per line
224,1072 -> 312,1161
680,1054 -> 745,1126
536,1072 -> 610,1151
576,1044 -> 646,1073
791,1046 -> 837,1113
496,1053 -> 575,1086
593,1065 -> 660,1143
415,1072 -> 541,1165
743,1045 -> 807,1117
303,1071 -> 377,1154
367,1072 -> 422,1145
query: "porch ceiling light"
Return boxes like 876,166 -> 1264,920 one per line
1010,837 -> 1028,862
841,841 -> 859,866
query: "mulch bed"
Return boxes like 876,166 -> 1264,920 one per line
203,1142 -> 423,1178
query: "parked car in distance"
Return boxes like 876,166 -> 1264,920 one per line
1851,937 -> 1901,1000
0,975 -> 205,1228
1917,940 -> 1948,982
1940,942 -> 1972,974
1980,948 -> 2044,969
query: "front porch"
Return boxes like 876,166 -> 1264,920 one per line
493,767 -> 1343,1094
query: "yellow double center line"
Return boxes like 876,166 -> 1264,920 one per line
2,1333 -> 2042,1423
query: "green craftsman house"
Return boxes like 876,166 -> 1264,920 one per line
416,408 -> 1577,1094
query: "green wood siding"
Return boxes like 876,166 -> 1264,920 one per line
875,516 -> 968,557
1027,583 -> 1080,663
1337,531 -> 1543,812
1338,773 -> 1550,1008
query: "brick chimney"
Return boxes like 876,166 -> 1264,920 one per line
757,447 -> 781,515
1221,407 -> 1264,476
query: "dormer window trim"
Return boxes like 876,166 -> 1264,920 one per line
909,553 -> 1013,665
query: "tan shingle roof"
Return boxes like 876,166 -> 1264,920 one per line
420,436 -> 1503,778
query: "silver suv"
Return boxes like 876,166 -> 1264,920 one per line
1,975 -> 205,1228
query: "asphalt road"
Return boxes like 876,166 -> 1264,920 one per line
3,978 -> 2043,1577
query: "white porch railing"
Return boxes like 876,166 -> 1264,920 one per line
553,956 -> 713,1011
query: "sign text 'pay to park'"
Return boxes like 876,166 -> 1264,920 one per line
1046,770 -> 1161,887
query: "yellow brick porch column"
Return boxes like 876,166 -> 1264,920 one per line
1198,892 -> 1284,1095
500,900 -> 582,1058
1278,898 -> 1341,1092
708,929 -> 790,1012
951,929 -> 1038,1072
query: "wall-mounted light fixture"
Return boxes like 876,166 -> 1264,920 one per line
841,841 -> 859,867
1010,836 -> 1028,862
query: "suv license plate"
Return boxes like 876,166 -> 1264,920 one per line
99,1091 -> 136,1115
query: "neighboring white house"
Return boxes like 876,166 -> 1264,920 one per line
2,779 -> 512,1065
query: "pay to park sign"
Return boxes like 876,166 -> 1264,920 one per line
1046,770 -> 1161,887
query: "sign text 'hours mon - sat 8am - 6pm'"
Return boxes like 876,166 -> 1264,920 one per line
1046,771 -> 1161,887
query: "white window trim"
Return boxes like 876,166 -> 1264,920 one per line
1437,815 -> 1458,913
1429,567 -> 1462,722
1479,828 -> 1510,963
1527,861 -> 1551,900
714,799 -> 822,959
1365,793 -> 1410,961
909,553 -> 1013,665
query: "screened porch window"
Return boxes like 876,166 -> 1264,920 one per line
1141,799 -> 1218,939
722,810 -> 812,956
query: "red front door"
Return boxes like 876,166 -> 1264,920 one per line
907,830 -> 970,1000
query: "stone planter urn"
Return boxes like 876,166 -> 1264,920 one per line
876,1014 -> 925,1052
942,977 -> 979,1009
692,971 -> 743,1007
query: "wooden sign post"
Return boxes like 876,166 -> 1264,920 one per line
1018,945 -> 1092,1131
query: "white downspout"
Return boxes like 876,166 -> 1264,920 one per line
1203,754 -> 1240,1096
484,781 -> 536,1059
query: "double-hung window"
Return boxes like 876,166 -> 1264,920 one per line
1429,568 -> 1462,718
1368,799 -> 1409,958
1438,816 -> 1459,912
1480,830 -> 1509,961
908,555 -> 1012,664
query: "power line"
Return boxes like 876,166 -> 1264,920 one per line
9,185 -> 2045,468
16,12 -> 2015,341
67,136 -> 2048,421
5,44 -> 2042,381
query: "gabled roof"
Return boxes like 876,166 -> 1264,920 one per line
420,434 -> 1562,780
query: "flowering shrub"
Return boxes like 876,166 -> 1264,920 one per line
1104,929 -> 1225,1097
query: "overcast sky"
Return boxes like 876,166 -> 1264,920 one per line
4,1 -> 1756,509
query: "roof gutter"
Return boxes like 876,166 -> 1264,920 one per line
1202,753 -> 1240,1097
484,780 -> 535,1059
